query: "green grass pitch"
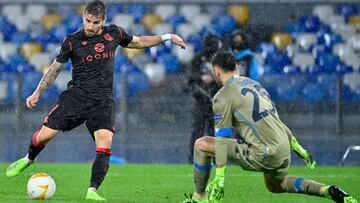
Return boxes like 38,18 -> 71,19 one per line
0,163 -> 359,202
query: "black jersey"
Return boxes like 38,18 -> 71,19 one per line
56,24 -> 133,99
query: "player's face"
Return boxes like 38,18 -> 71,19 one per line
83,13 -> 104,37
211,65 -> 223,86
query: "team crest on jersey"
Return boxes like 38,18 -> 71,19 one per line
81,40 -> 87,46
104,33 -> 113,41
94,43 -> 105,52
214,114 -> 223,121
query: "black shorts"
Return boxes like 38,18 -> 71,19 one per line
43,89 -> 115,139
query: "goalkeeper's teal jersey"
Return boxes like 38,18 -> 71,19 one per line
213,75 -> 290,164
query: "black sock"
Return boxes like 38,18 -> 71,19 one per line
28,142 -> 45,160
90,153 -> 110,189
28,130 -> 45,160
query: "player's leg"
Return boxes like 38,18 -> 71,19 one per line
263,161 -> 358,202
85,100 -> 115,201
184,136 -> 214,203
6,126 -> 59,177
6,127 -> 59,177
85,129 -> 113,201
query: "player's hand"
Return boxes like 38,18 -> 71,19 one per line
26,91 -> 41,109
206,176 -> 224,202
206,167 -> 225,203
304,152 -> 316,170
171,34 -> 186,49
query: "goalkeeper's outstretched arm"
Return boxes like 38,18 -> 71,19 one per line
284,125 -> 316,169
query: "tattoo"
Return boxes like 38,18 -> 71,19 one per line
36,60 -> 64,94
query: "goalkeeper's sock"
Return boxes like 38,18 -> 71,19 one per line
89,148 -> 111,189
28,130 -> 45,160
193,145 -> 212,195
284,176 -> 325,196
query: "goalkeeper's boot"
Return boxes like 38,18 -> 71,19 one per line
182,193 -> 208,203
85,190 -> 106,201
6,156 -> 34,177
327,185 -> 358,203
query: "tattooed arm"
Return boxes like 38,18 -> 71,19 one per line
26,60 -> 64,109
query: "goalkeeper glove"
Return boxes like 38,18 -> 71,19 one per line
206,166 -> 225,203
290,137 -> 316,169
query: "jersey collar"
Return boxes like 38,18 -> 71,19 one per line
225,75 -> 239,86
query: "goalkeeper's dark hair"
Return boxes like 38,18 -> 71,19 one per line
84,0 -> 106,19
211,51 -> 237,72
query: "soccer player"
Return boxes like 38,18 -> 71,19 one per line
183,51 -> 357,203
6,0 -> 185,201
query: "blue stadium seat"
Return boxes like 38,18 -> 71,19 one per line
10,32 -> 32,44
199,25 -> 220,40
286,23 -> 306,38
282,65 -> 301,75
150,44 -> 171,58
306,64 -> 324,77
114,54 -> 129,73
22,72 -> 42,99
311,44 -> 331,58
353,85 -> 360,103
212,14 -> 236,35
336,4 -> 359,22
317,33 -> 342,49
299,15 -> 321,32
120,63 -> 141,75
256,43 -> 278,59
276,84 -> 300,102
264,53 -> 291,74
158,53 -> 180,74
336,64 -> 353,75
3,73 -> 16,103
302,82 -> 328,103
127,4 -> 148,23
106,4 -> 124,22
63,15 -> 82,33
41,85 -> 60,103
5,54 -> 27,73
342,84 -> 353,102
17,64 -> 36,73
36,32 -> 58,48
317,74 -> 337,102
316,54 -> 340,74
1,21 -> 17,41
127,71 -> 149,101
317,24 -> 332,34
51,24 -> 68,43
166,14 -> 187,32
186,34 -> 202,52
64,61 -> 72,72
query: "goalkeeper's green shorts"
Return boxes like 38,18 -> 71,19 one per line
226,139 -> 290,180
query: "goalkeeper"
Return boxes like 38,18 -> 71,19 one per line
183,51 -> 357,203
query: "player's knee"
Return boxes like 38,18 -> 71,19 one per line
94,129 -> 113,146
265,181 -> 286,193
194,137 -> 210,152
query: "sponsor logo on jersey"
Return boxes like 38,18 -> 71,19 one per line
214,114 -> 223,121
104,33 -> 113,41
81,51 -> 115,62
95,43 -> 105,52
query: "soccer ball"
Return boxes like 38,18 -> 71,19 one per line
27,173 -> 56,200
